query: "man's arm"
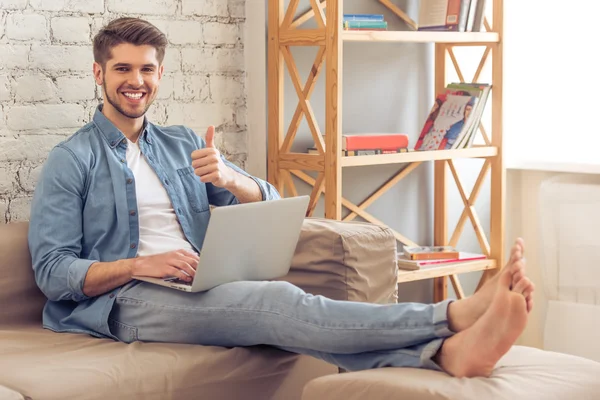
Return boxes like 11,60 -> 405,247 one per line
82,250 -> 199,298
191,126 -> 281,206
29,146 -> 200,301
224,170 -> 263,204
82,260 -> 135,298
29,146 -> 99,302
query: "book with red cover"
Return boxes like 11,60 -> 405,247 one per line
340,134 -> 409,151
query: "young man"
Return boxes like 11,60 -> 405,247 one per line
28,17 -> 535,378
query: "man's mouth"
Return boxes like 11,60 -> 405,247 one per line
121,91 -> 146,102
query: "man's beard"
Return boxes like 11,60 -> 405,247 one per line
103,80 -> 152,119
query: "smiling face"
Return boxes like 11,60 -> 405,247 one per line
93,43 -> 163,121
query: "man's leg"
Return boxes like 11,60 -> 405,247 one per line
108,238 -> 533,375
109,279 -> 454,372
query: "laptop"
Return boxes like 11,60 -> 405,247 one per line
132,195 -> 310,292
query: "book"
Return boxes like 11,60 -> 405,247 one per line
414,93 -> 478,151
344,28 -> 388,31
457,0 -> 471,32
403,245 -> 460,260
343,14 -> 385,21
334,133 -> 409,151
343,20 -> 388,30
470,0 -> 487,32
445,82 -> 491,148
307,147 -> 412,156
466,0 -> 479,31
397,251 -> 486,270
417,0 -> 461,31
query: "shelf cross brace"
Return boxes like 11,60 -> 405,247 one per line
290,169 -> 420,248
281,46 -> 326,154
447,46 -> 492,145
281,47 -> 327,154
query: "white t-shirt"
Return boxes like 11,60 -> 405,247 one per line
125,137 -> 196,257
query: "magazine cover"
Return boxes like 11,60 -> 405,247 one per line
445,83 -> 491,148
414,94 -> 478,151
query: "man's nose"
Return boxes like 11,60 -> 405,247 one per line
128,71 -> 143,87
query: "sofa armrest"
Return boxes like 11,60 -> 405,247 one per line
277,218 -> 398,304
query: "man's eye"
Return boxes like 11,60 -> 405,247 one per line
143,68 -> 154,72
116,67 -> 128,72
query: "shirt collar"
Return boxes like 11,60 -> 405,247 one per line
93,104 -> 152,148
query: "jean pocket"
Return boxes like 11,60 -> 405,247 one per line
108,318 -> 139,343
177,166 -> 209,213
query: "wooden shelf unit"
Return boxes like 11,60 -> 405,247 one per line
343,30 -> 499,43
267,0 -> 505,302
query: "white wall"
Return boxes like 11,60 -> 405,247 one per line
0,0 -> 248,223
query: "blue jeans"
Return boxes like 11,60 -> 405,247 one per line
108,280 -> 454,372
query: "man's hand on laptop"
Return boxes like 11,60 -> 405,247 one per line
191,125 -> 234,189
132,250 -> 199,282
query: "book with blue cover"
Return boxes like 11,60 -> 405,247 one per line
343,20 -> 388,30
343,14 -> 384,21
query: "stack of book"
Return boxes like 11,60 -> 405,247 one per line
414,82 -> 491,151
417,0 -> 487,32
307,133 -> 411,156
342,14 -> 388,31
397,246 -> 486,271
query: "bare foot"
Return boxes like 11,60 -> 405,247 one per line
509,238 -> 535,312
436,266 -> 528,378
447,238 -> 527,332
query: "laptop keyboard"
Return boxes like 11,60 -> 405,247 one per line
164,277 -> 192,286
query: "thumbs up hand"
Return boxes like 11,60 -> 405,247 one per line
191,126 -> 234,188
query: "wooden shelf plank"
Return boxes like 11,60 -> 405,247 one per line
341,146 -> 498,167
397,259 -> 497,284
280,153 -> 325,171
343,30 -> 499,44
280,29 -> 326,46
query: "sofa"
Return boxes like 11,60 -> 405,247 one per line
4,218 -> 600,400
0,218 -> 399,400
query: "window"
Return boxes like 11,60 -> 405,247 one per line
504,0 -> 600,172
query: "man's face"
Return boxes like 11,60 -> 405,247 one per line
464,104 -> 473,120
94,43 -> 163,119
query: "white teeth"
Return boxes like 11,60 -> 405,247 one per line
123,92 -> 143,99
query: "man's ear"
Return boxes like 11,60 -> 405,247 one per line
158,64 -> 164,81
93,62 -> 103,85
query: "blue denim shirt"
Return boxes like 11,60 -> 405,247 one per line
28,105 -> 280,339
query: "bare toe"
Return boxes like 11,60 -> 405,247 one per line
527,297 -> 534,313
513,277 -> 532,295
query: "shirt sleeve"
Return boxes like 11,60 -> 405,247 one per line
28,146 -> 97,302
189,129 -> 281,206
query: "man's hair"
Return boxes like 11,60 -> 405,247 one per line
93,17 -> 168,67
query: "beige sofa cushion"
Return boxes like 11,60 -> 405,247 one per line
0,325 -> 335,400
0,385 -> 24,400
280,218 -> 398,304
0,222 -> 46,327
301,345 -> 600,400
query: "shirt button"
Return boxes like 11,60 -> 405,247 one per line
130,243 -> 136,249
110,141 -> 116,146
129,210 -> 136,216
164,179 -> 169,185
121,139 -> 127,145
177,208 -> 182,213
109,293 -> 115,299
120,159 -> 125,163
126,179 -> 133,184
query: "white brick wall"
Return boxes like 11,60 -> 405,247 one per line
51,17 -> 91,44
0,1 -> 248,223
